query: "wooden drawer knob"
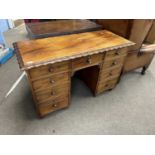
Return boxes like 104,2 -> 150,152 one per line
49,67 -> 54,72
52,103 -> 58,108
105,84 -> 109,87
51,91 -> 56,95
50,79 -> 55,84
86,57 -> 92,64
109,72 -> 113,76
112,61 -> 117,66
115,51 -> 119,55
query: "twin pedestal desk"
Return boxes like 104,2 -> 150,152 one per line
14,30 -> 134,117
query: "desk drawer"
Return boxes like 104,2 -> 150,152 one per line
37,96 -> 69,116
72,54 -> 103,71
32,72 -> 69,92
100,74 -> 120,83
102,56 -> 125,69
100,66 -> 122,78
105,48 -> 127,60
100,66 -> 122,80
29,61 -> 70,80
97,78 -> 118,93
35,83 -> 69,103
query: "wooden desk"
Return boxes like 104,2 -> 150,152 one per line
14,30 -> 134,117
26,19 -> 102,39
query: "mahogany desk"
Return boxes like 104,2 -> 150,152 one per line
26,19 -> 102,39
14,30 -> 134,117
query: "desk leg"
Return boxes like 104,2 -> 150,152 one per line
141,66 -> 147,75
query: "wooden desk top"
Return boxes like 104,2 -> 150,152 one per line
14,30 -> 135,70
26,20 -> 102,39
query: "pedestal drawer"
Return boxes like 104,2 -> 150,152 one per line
105,48 -> 127,60
102,56 -> 125,69
37,96 -> 69,116
100,66 -> 122,79
97,78 -> 118,94
32,72 -> 69,92
29,61 -> 70,80
35,83 -> 69,103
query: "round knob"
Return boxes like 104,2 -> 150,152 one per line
105,84 -> 109,87
115,51 -> 119,55
86,57 -> 92,64
52,103 -> 58,108
51,91 -> 55,95
112,61 -> 117,66
50,79 -> 55,84
49,67 -> 54,72
109,72 -> 112,76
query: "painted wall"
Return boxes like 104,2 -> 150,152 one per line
0,19 -> 10,45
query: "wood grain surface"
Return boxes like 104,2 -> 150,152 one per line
14,30 -> 134,70
26,19 -> 102,39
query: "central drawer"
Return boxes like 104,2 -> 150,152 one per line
72,53 -> 103,71
32,72 -> 69,92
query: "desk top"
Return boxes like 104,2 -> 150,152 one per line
14,30 -> 135,70
26,20 -> 102,39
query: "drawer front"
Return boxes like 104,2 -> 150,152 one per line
102,56 -> 125,69
35,83 -> 69,103
72,54 -> 103,71
97,78 -> 118,93
37,96 -> 69,116
32,72 -> 69,92
29,61 -> 70,80
100,66 -> 122,80
105,48 -> 127,60
100,74 -> 120,83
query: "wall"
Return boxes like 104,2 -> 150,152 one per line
0,19 -> 10,45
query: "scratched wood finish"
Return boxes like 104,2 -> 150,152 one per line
26,19 -> 102,39
14,30 -> 134,117
14,30 -> 134,70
